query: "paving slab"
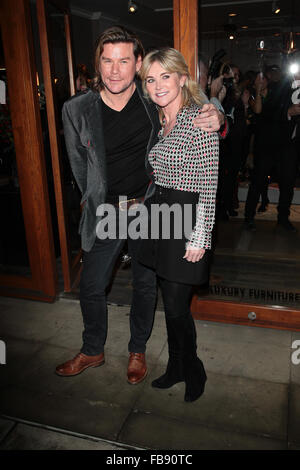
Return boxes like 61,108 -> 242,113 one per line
0,342 -> 158,421
0,338 -> 42,390
0,422 -> 126,450
291,332 -> 300,385
193,321 -> 292,384
155,326 -> 291,385
118,410 -> 287,450
288,383 -> 300,445
289,442 -> 300,450
0,386 -> 130,442
0,297 -> 80,343
195,319 -> 293,347
0,418 -> 15,443
135,370 -> 288,441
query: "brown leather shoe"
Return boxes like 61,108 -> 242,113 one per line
55,352 -> 105,377
127,353 -> 147,385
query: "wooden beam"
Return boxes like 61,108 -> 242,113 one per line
36,0 -> 73,292
191,297 -> 300,331
173,0 -> 199,80
0,0 -> 57,300
64,13 -> 76,96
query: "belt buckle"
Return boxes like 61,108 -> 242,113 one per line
118,198 -> 135,211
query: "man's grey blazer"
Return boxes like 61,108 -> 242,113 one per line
62,80 -> 160,252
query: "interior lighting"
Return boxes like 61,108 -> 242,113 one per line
128,1 -> 138,14
272,1 -> 280,14
290,63 -> 299,75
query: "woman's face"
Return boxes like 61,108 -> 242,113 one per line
145,61 -> 186,111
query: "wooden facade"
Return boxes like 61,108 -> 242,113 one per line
0,0 -> 57,301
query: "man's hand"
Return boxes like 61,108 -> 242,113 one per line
193,103 -> 224,132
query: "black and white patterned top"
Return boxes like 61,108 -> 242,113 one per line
148,104 -> 219,249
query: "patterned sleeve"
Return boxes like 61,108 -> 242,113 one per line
185,127 -> 219,250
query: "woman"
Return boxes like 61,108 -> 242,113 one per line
138,48 -> 219,402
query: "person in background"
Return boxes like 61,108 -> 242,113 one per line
244,68 -> 299,232
216,64 -> 248,220
75,63 -> 91,92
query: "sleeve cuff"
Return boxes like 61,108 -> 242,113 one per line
218,117 -> 228,139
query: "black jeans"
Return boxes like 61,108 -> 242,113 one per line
79,213 -> 157,356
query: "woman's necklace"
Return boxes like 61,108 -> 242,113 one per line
163,116 -> 177,136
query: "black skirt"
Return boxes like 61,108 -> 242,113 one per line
138,185 -> 211,285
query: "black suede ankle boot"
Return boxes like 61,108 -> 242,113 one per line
184,356 -> 207,402
151,354 -> 184,389
180,314 -> 207,402
153,315 -> 207,401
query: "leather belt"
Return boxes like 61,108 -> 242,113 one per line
112,197 -> 145,211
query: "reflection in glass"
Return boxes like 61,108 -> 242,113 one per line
197,6 -> 300,310
46,1 -> 81,254
0,29 -> 31,276
29,1 -> 81,261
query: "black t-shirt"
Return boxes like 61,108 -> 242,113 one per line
101,89 -> 152,203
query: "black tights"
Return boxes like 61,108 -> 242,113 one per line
157,277 -> 206,402
159,277 -> 194,319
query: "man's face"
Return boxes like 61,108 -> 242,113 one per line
232,67 -> 240,83
99,42 -> 142,95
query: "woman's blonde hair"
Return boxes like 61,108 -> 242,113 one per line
139,47 -> 207,121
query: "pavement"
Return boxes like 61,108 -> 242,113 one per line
0,293 -> 300,452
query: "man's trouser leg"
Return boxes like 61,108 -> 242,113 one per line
277,142 -> 298,221
80,236 -> 125,356
127,236 -> 157,353
245,148 -> 272,220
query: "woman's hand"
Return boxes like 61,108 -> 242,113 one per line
254,73 -> 264,94
183,247 -> 205,263
241,88 -> 250,106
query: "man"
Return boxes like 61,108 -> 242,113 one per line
244,66 -> 299,232
56,26 -> 224,384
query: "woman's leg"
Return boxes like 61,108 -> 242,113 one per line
155,277 -> 207,402
151,278 -> 193,389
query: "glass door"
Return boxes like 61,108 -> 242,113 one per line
189,0 -> 300,331
0,0 -> 57,301
35,0 -> 81,292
